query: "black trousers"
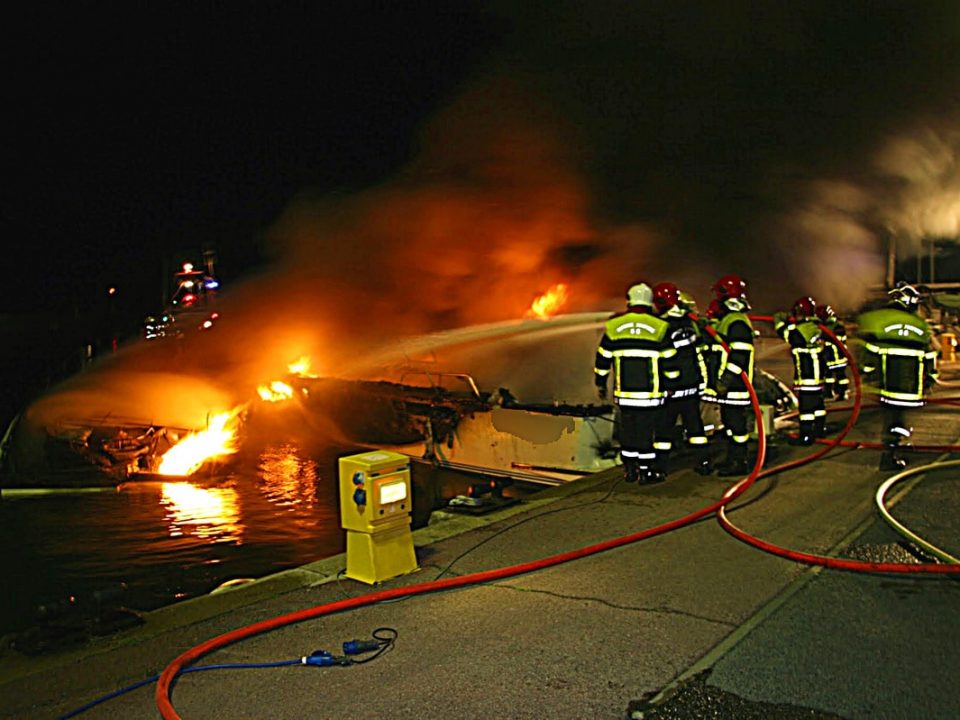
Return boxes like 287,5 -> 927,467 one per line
618,405 -> 659,470
881,403 -> 913,448
656,395 -> 707,449
719,404 -> 748,445
797,388 -> 825,436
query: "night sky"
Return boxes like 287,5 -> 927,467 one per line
9,2 -> 501,320
9,1 -> 960,331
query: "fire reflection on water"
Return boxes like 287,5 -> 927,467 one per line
256,444 -> 320,509
160,481 -> 242,543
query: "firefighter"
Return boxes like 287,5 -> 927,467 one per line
594,282 -> 672,484
709,275 -> 756,476
774,296 -> 826,445
856,283 -> 938,471
816,303 -> 850,400
652,283 -> 712,476
699,299 -> 725,406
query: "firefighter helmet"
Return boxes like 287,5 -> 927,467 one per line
652,282 -> 681,315
815,304 -> 836,322
626,282 -> 653,307
712,274 -> 747,300
792,296 -> 817,319
706,299 -> 722,319
888,282 -> 920,310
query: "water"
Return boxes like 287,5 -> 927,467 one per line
0,442 -> 347,637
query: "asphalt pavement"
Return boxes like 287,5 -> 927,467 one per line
1,374 -> 959,720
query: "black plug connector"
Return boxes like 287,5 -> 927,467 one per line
302,650 -> 353,667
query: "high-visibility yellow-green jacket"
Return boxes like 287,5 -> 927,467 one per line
856,305 -> 937,407
594,308 -> 672,406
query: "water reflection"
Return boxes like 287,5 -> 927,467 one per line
257,444 -> 320,510
160,481 -> 242,543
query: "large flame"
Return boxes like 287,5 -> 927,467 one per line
526,283 -> 569,320
287,356 -> 320,378
257,380 -> 295,402
157,410 -> 242,476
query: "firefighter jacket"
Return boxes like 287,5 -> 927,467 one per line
820,317 -> 849,374
594,308 -> 671,407
774,314 -> 824,389
661,311 -> 707,398
713,310 -> 755,406
856,305 -> 937,407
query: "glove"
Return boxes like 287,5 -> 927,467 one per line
773,311 -> 788,326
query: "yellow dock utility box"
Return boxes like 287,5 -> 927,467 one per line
339,450 -> 418,584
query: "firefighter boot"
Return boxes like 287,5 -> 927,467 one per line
694,448 -> 713,476
814,417 -> 827,438
879,449 -> 908,472
623,459 -> 640,483
788,422 -> 815,446
639,468 -> 667,485
716,444 -> 749,477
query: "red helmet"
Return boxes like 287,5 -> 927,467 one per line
712,274 -> 747,300
706,299 -> 722,319
815,304 -> 835,322
652,282 -> 681,315
792,296 -> 816,319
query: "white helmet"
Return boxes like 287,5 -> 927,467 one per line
627,283 -> 653,307
888,282 -> 920,310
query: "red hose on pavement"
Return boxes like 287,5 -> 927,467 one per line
718,316 -> 960,575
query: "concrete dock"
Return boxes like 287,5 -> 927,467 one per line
1,385 -> 959,719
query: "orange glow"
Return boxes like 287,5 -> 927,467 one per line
526,283 -> 569,319
157,410 -> 241,476
287,356 -> 320,378
257,381 -> 294,403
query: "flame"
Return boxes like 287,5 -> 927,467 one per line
526,283 -> 569,319
157,410 -> 241,476
287,356 -> 320,378
257,380 -> 295,402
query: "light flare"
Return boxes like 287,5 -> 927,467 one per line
526,283 -> 569,320
157,410 -> 242,476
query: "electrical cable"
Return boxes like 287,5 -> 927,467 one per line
61,627 -> 397,718
60,659 -> 302,719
